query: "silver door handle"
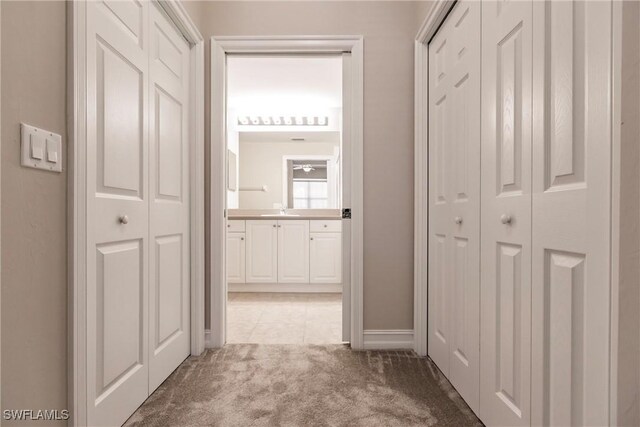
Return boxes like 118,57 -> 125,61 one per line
119,215 -> 129,225
454,216 -> 463,225
500,214 -> 512,225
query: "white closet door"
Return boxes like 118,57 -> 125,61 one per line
86,1 -> 150,425
428,2 -> 453,377
277,220 -> 310,283
148,4 -> 191,392
480,1 -> 533,426
427,0 -> 481,413
530,1 -> 612,425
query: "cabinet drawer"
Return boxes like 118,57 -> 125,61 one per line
227,220 -> 245,232
310,220 -> 342,233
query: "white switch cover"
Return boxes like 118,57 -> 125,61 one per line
21,123 -> 62,172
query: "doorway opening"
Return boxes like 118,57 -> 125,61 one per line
209,36 -> 364,349
225,55 -> 344,344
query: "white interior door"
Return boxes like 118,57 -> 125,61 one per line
277,220 -> 310,283
530,1 -> 612,425
246,220 -> 278,283
428,12 -> 452,377
148,4 -> 191,392
86,1 -> 150,425
427,0 -> 481,413
480,1 -> 533,426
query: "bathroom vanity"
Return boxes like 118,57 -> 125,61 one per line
226,212 -> 342,292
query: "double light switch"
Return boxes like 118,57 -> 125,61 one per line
21,123 -> 62,172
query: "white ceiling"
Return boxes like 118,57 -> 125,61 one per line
227,55 -> 342,116
239,131 -> 340,144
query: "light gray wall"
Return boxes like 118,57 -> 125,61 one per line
195,1 -> 431,330
1,1 -> 67,425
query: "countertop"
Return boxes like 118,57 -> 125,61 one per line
227,209 -> 342,221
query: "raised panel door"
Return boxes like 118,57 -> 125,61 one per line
246,221 -> 278,283
226,233 -> 246,283
480,1 -> 533,426
277,220 -> 310,283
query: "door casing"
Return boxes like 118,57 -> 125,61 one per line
67,1 -> 205,425
208,36 -> 365,349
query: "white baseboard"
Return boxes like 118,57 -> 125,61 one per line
204,329 -> 216,348
228,283 -> 342,293
362,329 -> 414,350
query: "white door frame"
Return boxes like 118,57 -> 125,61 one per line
67,1 -> 205,425
208,36 -> 364,349
414,0 -> 457,357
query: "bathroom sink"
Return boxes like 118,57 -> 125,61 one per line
260,213 -> 300,217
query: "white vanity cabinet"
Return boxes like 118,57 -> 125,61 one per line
277,220 -> 310,283
245,220 -> 278,283
227,218 -> 342,287
310,221 -> 342,283
226,220 -> 246,283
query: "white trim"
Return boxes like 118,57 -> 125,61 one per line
416,0 -> 455,44
229,283 -> 342,293
414,0 -> 457,357
68,2 -> 205,425
363,330 -> 415,350
209,36 -> 365,350
609,1 -> 623,425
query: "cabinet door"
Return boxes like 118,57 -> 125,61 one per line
226,233 -> 245,283
245,220 -> 278,283
480,1 -> 533,426
310,232 -> 342,283
277,220 -> 309,283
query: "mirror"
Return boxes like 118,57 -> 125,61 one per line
231,131 -> 340,210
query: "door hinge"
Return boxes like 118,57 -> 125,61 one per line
342,208 -> 351,219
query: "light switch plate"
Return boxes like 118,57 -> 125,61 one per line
21,123 -> 62,173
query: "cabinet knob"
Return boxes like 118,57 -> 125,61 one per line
278,225 -> 281,228
500,214 -> 512,225
454,216 -> 463,225
227,224 -> 231,228
324,224 -> 328,228
273,224 -> 276,228
240,237 -> 244,241
119,215 -> 129,225
310,237 -> 314,240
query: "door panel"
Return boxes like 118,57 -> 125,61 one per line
87,2 -> 150,425
480,1 -> 533,426
530,1 -> 612,425
278,220 -> 310,283
246,220 -> 278,283
428,0 -> 481,414
148,4 -> 191,392
226,233 -> 246,283
310,232 -> 342,284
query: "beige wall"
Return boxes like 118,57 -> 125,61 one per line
616,2 -> 640,425
1,1 -> 67,425
196,1 -> 429,330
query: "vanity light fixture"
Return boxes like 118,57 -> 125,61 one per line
237,115 -> 329,126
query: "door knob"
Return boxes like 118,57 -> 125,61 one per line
454,216 -> 463,225
500,214 -> 512,225
119,215 -> 129,225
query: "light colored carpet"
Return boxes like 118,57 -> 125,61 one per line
125,345 -> 482,426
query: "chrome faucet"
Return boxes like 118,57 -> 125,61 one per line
280,207 -> 287,215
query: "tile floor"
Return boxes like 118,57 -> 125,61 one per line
227,292 -> 343,344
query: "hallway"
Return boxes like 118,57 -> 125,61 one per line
125,345 -> 481,426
